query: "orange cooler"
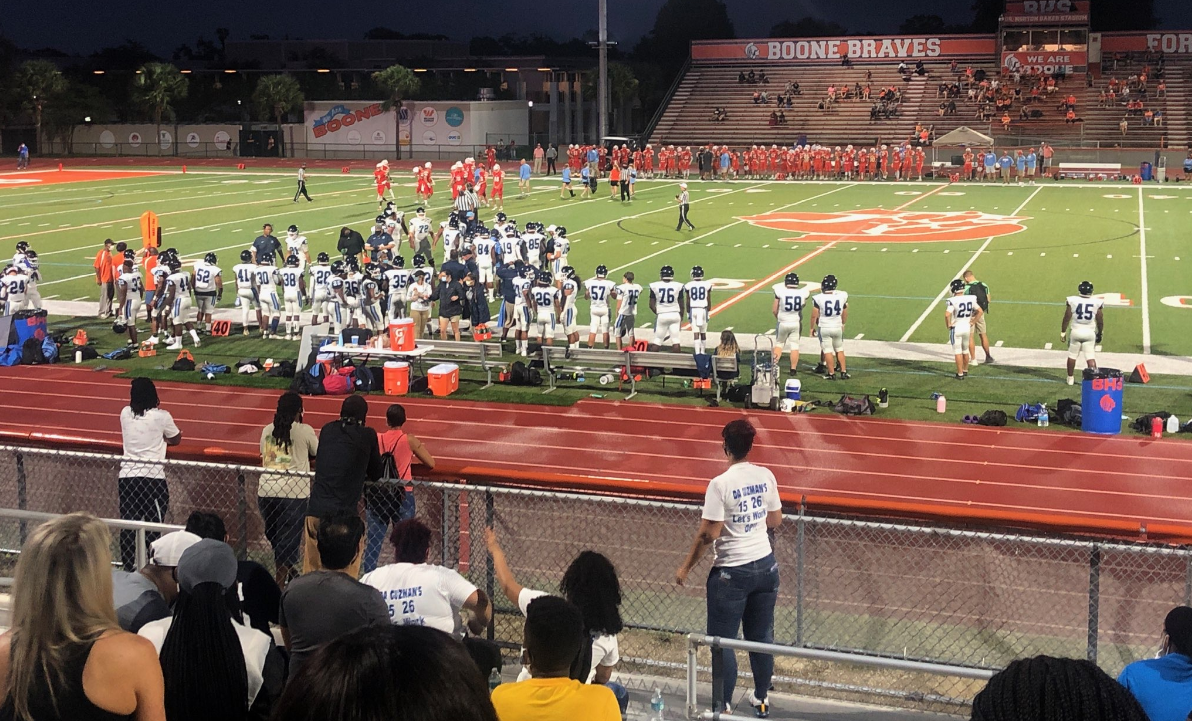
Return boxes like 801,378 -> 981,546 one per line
428,363 -> 459,396
383,361 -> 410,395
389,319 -> 415,351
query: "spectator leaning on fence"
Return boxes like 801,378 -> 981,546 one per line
305,395 -> 382,575
973,655 -> 1148,721
279,513 -> 388,682
1118,606 -> 1192,721
363,403 -> 434,574
0,513 -> 166,721
259,391 -> 319,586
272,625 -> 499,721
676,419 -> 782,718
112,529 -> 200,633
486,529 -> 630,716
118,377 -> 182,571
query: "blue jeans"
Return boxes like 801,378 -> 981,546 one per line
605,681 -> 629,717
363,486 -> 417,573
706,553 -> 779,706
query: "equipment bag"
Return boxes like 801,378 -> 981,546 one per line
20,337 -> 46,365
41,338 -> 59,364
353,363 -> 377,393
1131,412 -> 1171,434
978,410 -> 1008,427
171,349 -> 196,371
0,345 -> 22,366
322,370 -> 354,395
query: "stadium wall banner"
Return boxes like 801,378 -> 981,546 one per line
690,35 -> 997,63
1101,32 -> 1192,54
308,101 -> 526,148
1001,0 -> 1089,24
305,102 -> 391,145
1002,50 -> 1088,74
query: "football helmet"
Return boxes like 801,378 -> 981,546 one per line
691,265 -> 704,279
1078,280 -> 1094,296
660,265 -> 675,280
595,265 -> 608,278
784,273 -> 799,287
316,252 -> 330,264
240,250 -> 253,263
204,253 -> 218,265
821,274 -> 838,291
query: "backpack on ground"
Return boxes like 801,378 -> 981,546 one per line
101,347 -> 133,361
832,394 -> 876,416
199,363 -> 230,374
1015,403 -> 1045,423
323,368 -> 355,395
290,362 -> 327,396
0,345 -> 22,367
265,360 -> 296,378
1131,412 -> 1171,434
41,337 -> 59,363
171,349 -> 196,371
1056,398 -> 1082,427
977,410 -> 1008,427
20,337 -> 46,365
506,361 -> 530,386
353,363 -> 377,393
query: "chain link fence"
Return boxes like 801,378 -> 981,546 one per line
1,443 -> 1189,712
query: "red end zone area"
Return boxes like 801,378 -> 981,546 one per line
0,169 -> 169,187
4,365 -> 1191,542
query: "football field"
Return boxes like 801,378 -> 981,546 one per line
1,168 -> 1189,357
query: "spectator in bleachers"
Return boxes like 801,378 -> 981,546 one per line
738,71 -> 746,84
1121,117 -> 1130,136
973,655 -> 1147,721
113,529 -> 199,632
751,91 -> 761,105
486,529 -> 629,715
675,419 -> 782,717
0,513 -> 166,721
184,511 -> 281,637
1154,109 -> 1164,127
273,625 -> 499,721
1118,606 -> 1192,721
1001,113 -> 1012,131
746,70 -> 756,84
279,513 -> 387,682
768,111 -> 778,127
757,70 -> 768,84
915,59 -> 926,76
119,376 -> 182,571
841,53 -> 852,68
305,395 -> 382,575
491,596 -> 620,721
139,538 -> 285,721
1066,109 -> 1079,124
259,391 -> 318,586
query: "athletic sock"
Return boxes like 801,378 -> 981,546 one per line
189,329 -> 200,344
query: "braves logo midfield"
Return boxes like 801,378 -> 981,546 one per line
739,208 -> 1031,243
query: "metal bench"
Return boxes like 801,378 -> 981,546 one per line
422,339 -> 504,389
541,346 -> 738,400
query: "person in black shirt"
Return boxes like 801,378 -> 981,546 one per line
463,272 -> 490,329
440,251 -> 468,283
304,396 -> 381,576
337,226 -> 366,265
494,262 -> 524,342
251,224 -> 281,264
431,268 -> 465,341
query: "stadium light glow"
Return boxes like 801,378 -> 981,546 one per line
180,69 -> 192,74
414,68 -> 427,73
224,69 -> 237,74
464,68 -> 477,72
505,67 -> 519,72
93,70 -> 105,75
537,67 -> 552,72
316,68 -> 331,73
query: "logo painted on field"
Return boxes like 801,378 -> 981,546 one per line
739,209 -> 1030,243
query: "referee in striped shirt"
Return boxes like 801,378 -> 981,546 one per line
675,182 -> 694,231
293,163 -> 312,202
454,183 -> 480,231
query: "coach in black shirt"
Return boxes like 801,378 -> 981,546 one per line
440,251 -> 468,283
251,223 -> 281,264
304,395 -> 381,576
337,226 -> 366,264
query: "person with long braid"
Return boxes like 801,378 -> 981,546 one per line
972,655 -> 1147,721
258,392 -> 318,586
1119,606 -> 1192,721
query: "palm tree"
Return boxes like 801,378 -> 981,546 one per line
13,60 -> 66,152
133,62 -> 188,156
583,62 -> 640,135
372,64 -> 420,160
253,74 -> 304,157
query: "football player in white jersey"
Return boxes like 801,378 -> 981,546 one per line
383,204 -> 406,238
684,266 -> 713,354
408,208 -> 435,267
522,223 -> 545,269
307,252 -> 333,327
233,250 -> 263,336
343,259 -> 364,329
284,224 -> 309,271
254,256 -> 281,338
648,265 -> 686,352
277,255 -> 306,340
584,265 -> 616,349
360,264 -> 386,334
162,257 -> 201,350
147,258 -> 174,344
558,266 -> 581,349
614,271 -> 642,350
114,251 -> 144,346
499,230 -> 525,267
20,249 -> 41,311
944,278 -> 983,380
192,252 -> 223,334
1,265 -> 29,316
1060,280 -> 1105,385
473,231 -> 497,301
772,272 -> 816,375
530,270 -> 561,347
547,226 -> 571,280
810,274 -> 849,380
326,262 -> 349,334
11,241 -> 29,274
436,215 -> 463,260
511,265 -> 535,356
384,256 -> 411,322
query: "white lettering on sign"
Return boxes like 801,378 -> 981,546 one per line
1022,0 -> 1073,12
767,38 -> 941,60
1145,34 -> 1192,54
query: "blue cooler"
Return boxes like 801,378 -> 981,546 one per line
1081,367 -> 1124,435
785,379 -> 802,400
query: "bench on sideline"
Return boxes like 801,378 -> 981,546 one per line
423,339 -> 504,388
541,346 -> 739,400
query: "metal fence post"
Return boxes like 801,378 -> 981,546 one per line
485,489 -> 496,641
441,488 -> 451,566
15,450 -> 27,546
135,527 -> 147,569
796,497 -> 806,648
687,635 -> 700,720
1087,544 -> 1101,663
236,471 -> 249,561
710,635 -> 725,714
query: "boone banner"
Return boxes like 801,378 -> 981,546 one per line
691,35 -> 997,63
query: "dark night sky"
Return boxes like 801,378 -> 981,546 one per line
6,0 -> 1192,56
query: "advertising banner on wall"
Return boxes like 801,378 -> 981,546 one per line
1101,32 -> 1192,54
1002,0 -> 1089,24
691,35 -> 997,64
1002,50 -> 1088,74
304,102 -> 392,146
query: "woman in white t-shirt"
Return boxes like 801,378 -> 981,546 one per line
258,391 -> 318,586
485,528 -> 629,717
118,377 -> 181,571
675,419 -> 782,718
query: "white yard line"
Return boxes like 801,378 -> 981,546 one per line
1137,186 -> 1152,354
899,185 -> 1043,342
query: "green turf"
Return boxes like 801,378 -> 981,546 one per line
11,171 -> 1192,432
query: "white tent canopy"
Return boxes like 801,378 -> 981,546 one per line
934,126 -> 995,147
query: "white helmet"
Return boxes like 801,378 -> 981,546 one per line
424,162 -> 432,168
381,159 -> 389,167
493,164 -> 501,171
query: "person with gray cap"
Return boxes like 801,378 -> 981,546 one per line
138,538 -> 284,721
112,529 -> 201,632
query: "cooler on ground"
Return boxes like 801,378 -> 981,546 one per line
785,379 -> 802,400
389,319 -> 415,352
383,361 -> 410,396
428,363 -> 459,396
1081,367 -> 1124,435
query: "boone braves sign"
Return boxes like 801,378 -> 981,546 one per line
310,103 -> 385,139
739,209 -> 1030,244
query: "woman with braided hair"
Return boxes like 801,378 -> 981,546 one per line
972,655 -> 1147,721
1119,606 -> 1192,721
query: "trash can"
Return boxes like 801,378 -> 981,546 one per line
1081,367 -> 1124,435
1140,162 -> 1153,181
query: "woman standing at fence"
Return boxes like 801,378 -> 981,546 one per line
0,512 -> 166,721
362,404 -> 433,574
675,419 -> 782,718
119,377 -> 182,571
259,392 -> 318,587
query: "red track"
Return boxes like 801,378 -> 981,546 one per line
5,365 -> 1191,542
